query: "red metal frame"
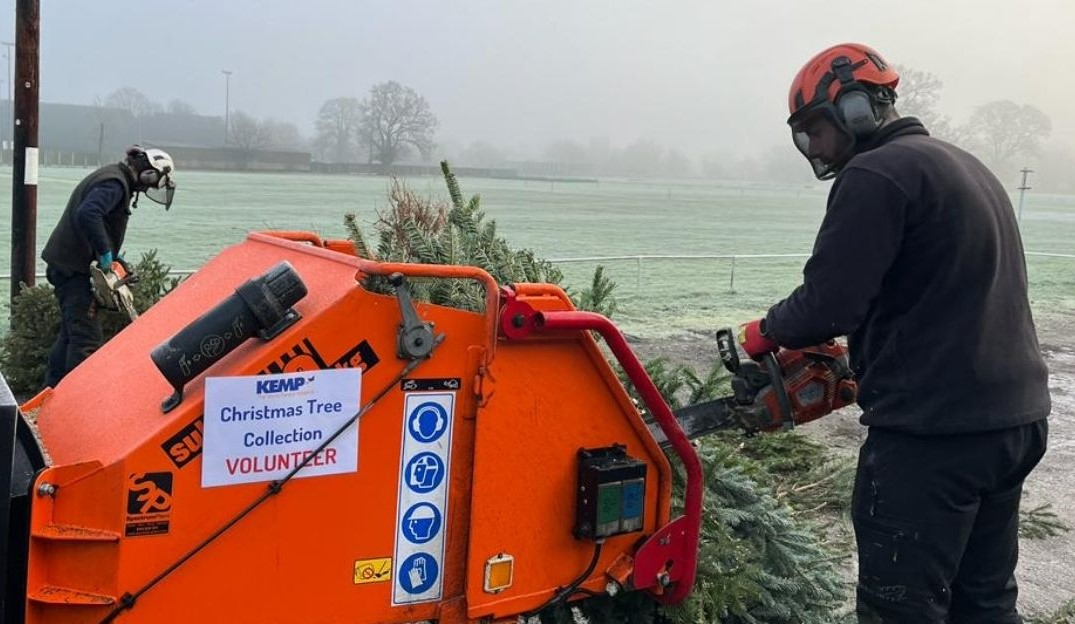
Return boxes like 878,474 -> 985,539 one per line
497,287 -> 702,604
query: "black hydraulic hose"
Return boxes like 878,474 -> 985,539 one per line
524,540 -> 604,618
97,336 -> 443,624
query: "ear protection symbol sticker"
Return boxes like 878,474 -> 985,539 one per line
409,402 -> 448,443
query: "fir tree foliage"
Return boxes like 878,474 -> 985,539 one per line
1027,598 -> 1075,624
601,362 -> 851,624
344,162 -> 582,313
1019,502 -> 1071,540
0,250 -> 181,396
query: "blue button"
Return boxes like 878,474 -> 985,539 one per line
622,479 -> 645,520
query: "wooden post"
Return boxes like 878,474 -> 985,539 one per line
9,0 -> 40,305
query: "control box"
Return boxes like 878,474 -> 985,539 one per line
573,445 -> 647,540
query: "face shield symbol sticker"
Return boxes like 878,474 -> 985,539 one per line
405,452 -> 445,493
409,402 -> 448,443
402,502 -> 442,544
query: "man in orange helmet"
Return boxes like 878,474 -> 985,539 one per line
737,43 -> 1050,623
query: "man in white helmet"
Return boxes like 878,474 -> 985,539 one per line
41,145 -> 177,386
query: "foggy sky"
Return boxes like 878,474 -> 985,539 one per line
8,0 -> 1075,160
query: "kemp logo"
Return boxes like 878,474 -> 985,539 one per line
256,376 -> 314,395
162,418 -> 204,469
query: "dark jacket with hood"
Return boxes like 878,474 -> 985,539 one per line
42,163 -> 134,275
765,118 -> 1050,434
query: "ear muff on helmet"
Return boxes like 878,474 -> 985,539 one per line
837,89 -> 880,136
138,168 -> 160,188
830,56 -> 881,137
126,146 -> 153,188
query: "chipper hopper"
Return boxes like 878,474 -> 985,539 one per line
0,230 -> 703,623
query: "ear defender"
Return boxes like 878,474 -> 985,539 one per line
838,90 -> 881,136
139,168 -> 160,188
829,55 -> 881,137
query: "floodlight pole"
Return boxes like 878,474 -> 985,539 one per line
222,69 -> 232,145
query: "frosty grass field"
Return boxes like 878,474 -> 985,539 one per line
1,167 -> 1073,338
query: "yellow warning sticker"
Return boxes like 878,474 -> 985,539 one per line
354,557 -> 393,584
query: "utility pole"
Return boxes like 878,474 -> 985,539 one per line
10,0 -> 40,304
222,69 -> 232,145
1017,167 -> 1033,222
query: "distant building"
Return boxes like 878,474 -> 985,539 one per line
7,102 -> 311,172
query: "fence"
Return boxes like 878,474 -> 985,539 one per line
4,251 -> 1072,292
547,253 -> 813,294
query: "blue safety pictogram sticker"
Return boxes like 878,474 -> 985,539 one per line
401,502 -> 442,545
408,401 -> 448,443
398,552 -> 439,595
404,452 -> 445,493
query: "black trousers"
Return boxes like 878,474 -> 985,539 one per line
44,267 -> 102,388
853,420 -> 1048,624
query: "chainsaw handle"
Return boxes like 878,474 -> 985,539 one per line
715,327 -> 741,374
762,352 -> 796,430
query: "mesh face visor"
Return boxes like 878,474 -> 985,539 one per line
788,104 -> 855,181
144,177 -> 176,210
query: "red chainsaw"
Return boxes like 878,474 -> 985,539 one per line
651,328 -> 858,445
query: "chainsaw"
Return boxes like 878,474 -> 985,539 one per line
650,328 -> 858,446
90,256 -> 140,322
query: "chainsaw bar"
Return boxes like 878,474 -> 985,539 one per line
648,396 -> 746,448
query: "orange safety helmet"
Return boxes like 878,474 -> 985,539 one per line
787,43 -> 900,179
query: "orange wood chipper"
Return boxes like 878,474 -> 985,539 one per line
0,230 -> 708,624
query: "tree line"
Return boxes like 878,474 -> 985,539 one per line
96,67 -> 1066,189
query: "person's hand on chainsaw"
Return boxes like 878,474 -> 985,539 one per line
97,251 -> 113,273
738,318 -> 779,360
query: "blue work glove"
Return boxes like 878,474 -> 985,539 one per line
98,251 -> 113,272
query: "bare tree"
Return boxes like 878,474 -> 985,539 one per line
358,81 -> 437,165
890,64 -> 975,146
227,111 -> 272,168
315,97 -> 362,163
167,99 -> 198,116
966,100 -> 1051,168
265,120 -> 304,151
104,87 -> 162,117
893,66 -> 943,126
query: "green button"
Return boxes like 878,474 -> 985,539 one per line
597,482 -> 622,526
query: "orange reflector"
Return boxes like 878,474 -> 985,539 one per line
483,553 -> 514,593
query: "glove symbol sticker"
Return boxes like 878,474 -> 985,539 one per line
405,452 -> 445,493
399,553 -> 439,595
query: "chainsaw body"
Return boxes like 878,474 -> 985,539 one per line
652,329 -> 858,445
90,259 -> 139,321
